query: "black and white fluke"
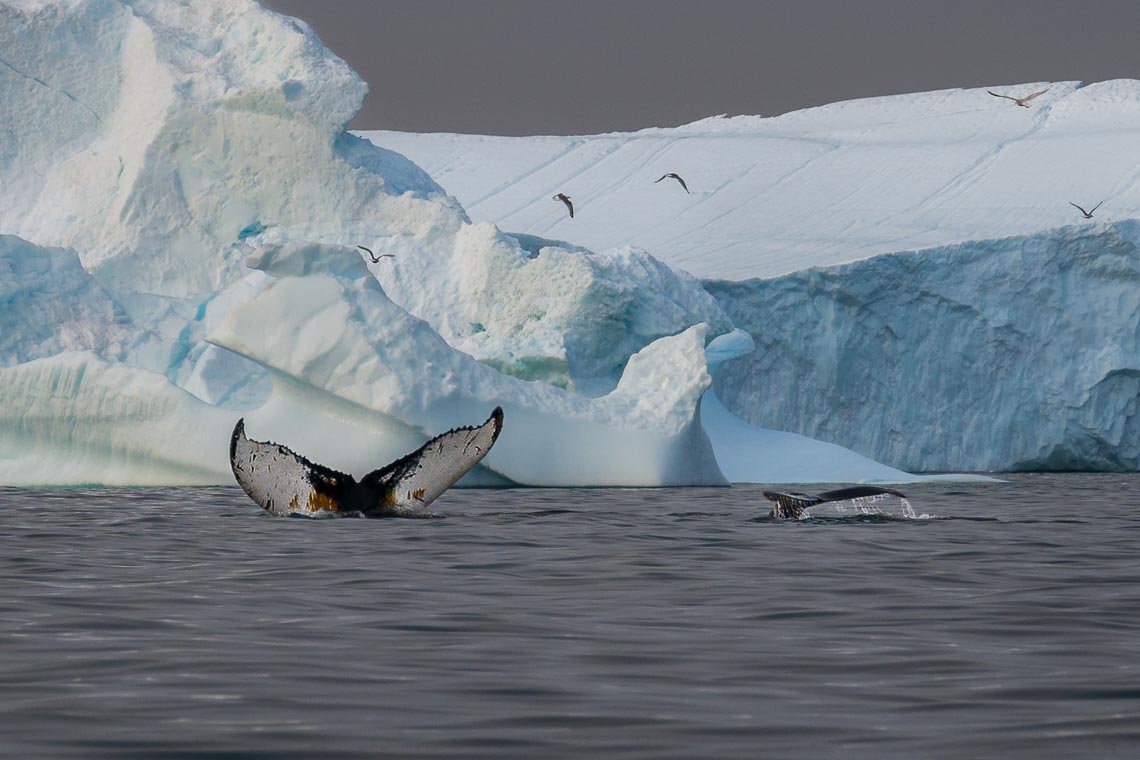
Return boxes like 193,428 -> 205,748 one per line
230,408 -> 504,518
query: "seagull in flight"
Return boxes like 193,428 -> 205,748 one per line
357,245 -> 394,263
988,88 -> 1050,108
1069,201 -> 1103,219
553,193 -> 574,218
655,172 -> 690,193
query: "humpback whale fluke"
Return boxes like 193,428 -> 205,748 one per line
762,486 -> 907,519
655,172 -> 690,193
357,245 -> 394,263
988,88 -> 1049,108
553,193 -> 574,218
1068,201 -> 1102,219
230,408 -> 504,518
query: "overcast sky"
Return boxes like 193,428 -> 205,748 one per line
262,0 -> 1140,136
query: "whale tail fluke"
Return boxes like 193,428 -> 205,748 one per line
229,407 -> 504,518
762,491 -> 822,519
230,417 -> 356,517
763,485 -> 907,519
815,486 -> 906,503
359,407 -> 503,514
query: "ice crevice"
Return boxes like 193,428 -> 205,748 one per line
0,56 -> 105,127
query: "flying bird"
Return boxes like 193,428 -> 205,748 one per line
357,245 -> 394,263
230,408 -> 504,518
988,88 -> 1050,108
1069,201 -> 1103,219
655,172 -> 690,193
553,193 -> 574,218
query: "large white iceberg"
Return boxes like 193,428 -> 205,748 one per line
0,0 -> 925,486
367,82 -> 1140,472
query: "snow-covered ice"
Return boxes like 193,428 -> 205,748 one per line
364,79 -> 1140,280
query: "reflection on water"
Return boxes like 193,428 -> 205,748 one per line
2,474 -> 1139,758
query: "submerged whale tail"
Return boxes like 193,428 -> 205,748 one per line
763,485 -> 906,519
230,408 -> 504,518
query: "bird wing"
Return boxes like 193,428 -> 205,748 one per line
675,175 -> 690,193
358,407 -> 504,516
230,419 -> 357,516
564,197 -> 574,218
988,91 -> 1017,102
655,174 -> 668,183
1069,201 -> 1089,215
357,245 -> 379,263
1090,201 -> 1104,214
1022,88 -> 1049,103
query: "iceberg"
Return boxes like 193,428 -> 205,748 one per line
0,0 -> 925,486
366,81 -> 1140,472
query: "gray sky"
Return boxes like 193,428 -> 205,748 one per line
262,0 -> 1140,136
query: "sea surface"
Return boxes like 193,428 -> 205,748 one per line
2,474 -> 1139,759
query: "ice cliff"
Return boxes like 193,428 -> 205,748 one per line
2,0 -> 914,486
707,223 -> 1140,472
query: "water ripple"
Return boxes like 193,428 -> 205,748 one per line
1,474 -> 1139,757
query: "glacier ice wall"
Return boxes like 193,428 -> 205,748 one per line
707,223 -> 1140,472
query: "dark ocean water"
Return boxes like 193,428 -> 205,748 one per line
2,474 -> 1139,759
